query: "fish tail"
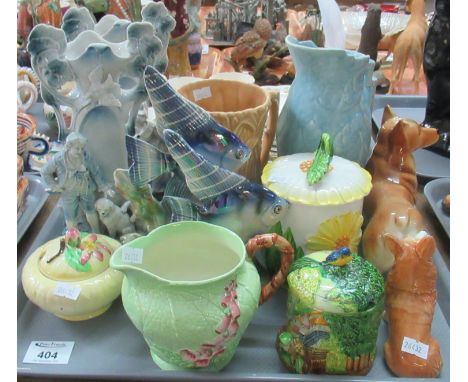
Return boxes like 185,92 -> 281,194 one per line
144,65 -> 215,136
163,129 -> 245,201
161,196 -> 200,223
126,135 -> 167,187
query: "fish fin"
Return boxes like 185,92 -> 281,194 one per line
163,129 -> 245,201
126,135 -> 167,187
144,65 -> 222,137
161,196 -> 200,222
164,174 -> 205,205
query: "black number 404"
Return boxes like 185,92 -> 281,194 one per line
37,351 -> 58,359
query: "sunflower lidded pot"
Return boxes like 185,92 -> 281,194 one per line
276,248 -> 385,375
261,133 -> 372,257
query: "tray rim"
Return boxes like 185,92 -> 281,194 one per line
17,206 -> 450,381
17,173 -> 49,243
424,177 -> 450,238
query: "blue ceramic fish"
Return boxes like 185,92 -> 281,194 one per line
144,66 -> 251,171
161,129 -> 289,241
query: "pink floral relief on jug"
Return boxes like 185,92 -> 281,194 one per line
110,221 -> 294,371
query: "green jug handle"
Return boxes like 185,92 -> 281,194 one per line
246,233 -> 294,305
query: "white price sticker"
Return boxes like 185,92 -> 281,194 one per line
23,341 -> 75,364
54,283 -> 81,300
193,86 -> 212,101
122,247 -> 144,264
202,44 -> 209,54
401,336 -> 429,360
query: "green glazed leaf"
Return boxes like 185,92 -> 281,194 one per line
64,247 -> 91,272
307,133 -> 334,185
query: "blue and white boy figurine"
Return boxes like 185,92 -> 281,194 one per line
41,132 -> 114,232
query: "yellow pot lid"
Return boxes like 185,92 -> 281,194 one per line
262,153 -> 372,206
38,232 -> 120,282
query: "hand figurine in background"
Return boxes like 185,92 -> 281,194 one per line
41,132 -> 114,232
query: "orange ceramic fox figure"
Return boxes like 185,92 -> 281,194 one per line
362,105 -> 439,273
383,233 -> 442,377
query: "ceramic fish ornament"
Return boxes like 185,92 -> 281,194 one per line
144,65 -> 251,171
161,129 -> 290,241
307,133 -> 334,185
163,129 -> 245,201
125,135 -> 171,187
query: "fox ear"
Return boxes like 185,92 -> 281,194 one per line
383,233 -> 404,260
416,235 -> 436,259
382,105 -> 396,125
389,119 -> 408,152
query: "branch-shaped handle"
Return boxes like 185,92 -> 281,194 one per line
260,91 -> 279,168
246,233 -> 294,305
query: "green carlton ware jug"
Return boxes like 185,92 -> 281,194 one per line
110,221 -> 294,371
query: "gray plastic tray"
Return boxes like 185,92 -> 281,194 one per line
17,174 -> 49,243
424,178 -> 450,238
372,95 -> 450,180
17,208 -> 450,381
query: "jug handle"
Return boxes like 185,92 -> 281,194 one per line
260,91 -> 279,169
246,233 -> 294,305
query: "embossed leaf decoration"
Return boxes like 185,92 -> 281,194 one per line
65,247 -> 91,272
307,133 -> 334,185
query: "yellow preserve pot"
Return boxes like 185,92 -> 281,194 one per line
21,229 -> 123,321
262,153 -> 372,254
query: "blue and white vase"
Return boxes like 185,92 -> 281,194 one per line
277,36 -> 375,166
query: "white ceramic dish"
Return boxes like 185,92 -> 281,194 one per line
424,178 -> 450,238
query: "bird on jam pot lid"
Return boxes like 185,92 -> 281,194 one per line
323,247 -> 352,266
